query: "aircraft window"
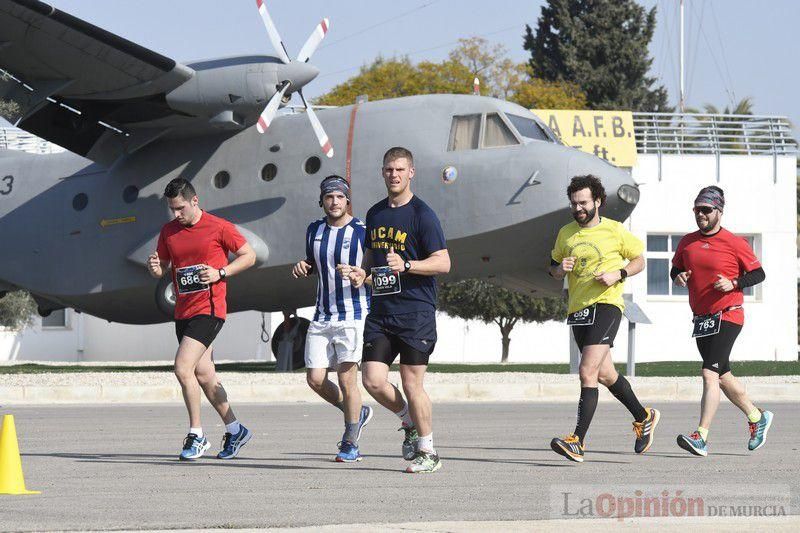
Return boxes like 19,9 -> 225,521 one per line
447,114 -> 481,151
304,156 -> 321,175
483,113 -> 519,148
122,185 -> 139,203
72,193 -> 88,211
269,144 -> 281,153
506,114 -> 550,142
213,171 -> 230,189
262,163 -> 277,181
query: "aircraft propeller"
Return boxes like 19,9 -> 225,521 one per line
255,0 -> 333,158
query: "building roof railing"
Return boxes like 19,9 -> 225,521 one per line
632,112 -> 797,156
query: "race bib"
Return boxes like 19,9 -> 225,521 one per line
692,312 -> 721,338
567,304 -> 596,326
371,266 -> 401,296
175,264 -> 209,294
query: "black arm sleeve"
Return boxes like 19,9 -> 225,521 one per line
548,258 -> 559,277
670,266 -> 681,281
736,267 -> 765,289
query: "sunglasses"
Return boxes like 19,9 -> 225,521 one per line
693,206 -> 716,215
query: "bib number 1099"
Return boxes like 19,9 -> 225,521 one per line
371,266 -> 401,296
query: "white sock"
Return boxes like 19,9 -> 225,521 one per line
418,433 -> 435,454
394,403 -> 413,427
189,427 -> 203,438
225,420 -> 241,435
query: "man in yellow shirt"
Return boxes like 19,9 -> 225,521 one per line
549,175 -> 660,463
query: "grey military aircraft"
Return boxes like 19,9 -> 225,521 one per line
0,0 -> 640,324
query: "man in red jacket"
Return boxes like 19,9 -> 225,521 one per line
671,185 -> 772,457
147,178 -> 256,460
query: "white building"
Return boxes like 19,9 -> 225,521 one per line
1,113 -> 797,364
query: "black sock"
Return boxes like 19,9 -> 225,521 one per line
573,387 -> 598,444
607,375 -> 647,422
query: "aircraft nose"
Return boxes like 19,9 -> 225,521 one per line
567,152 -> 639,222
278,62 -> 319,91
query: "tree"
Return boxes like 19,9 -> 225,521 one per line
316,37 -> 587,110
439,279 -> 566,362
524,0 -> 671,112
0,291 -> 37,331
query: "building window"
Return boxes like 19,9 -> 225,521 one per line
647,233 -> 757,297
42,308 -> 67,328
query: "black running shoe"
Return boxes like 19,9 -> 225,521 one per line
633,407 -> 661,454
551,434 -> 584,463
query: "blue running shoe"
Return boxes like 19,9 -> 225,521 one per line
180,433 -> 210,461
335,441 -> 362,463
748,409 -> 773,451
356,405 -> 374,442
677,431 -> 707,457
217,424 -> 252,459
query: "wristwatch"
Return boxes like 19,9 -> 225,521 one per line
403,261 -> 412,273
219,267 -> 227,279
618,268 -> 628,282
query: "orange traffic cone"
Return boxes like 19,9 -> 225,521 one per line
0,414 -> 40,494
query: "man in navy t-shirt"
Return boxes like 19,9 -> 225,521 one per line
337,146 -> 450,474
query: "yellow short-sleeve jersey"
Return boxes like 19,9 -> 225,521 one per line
551,218 -> 644,314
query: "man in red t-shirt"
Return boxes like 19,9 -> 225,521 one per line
671,185 -> 772,457
147,178 -> 256,461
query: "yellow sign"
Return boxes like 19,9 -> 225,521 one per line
532,109 -> 637,167
100,216 -> 136,228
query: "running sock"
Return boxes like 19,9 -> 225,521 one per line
189,427 -> 203,438
418,434 -> 435,454
394,402 -> 414,427
697,426 -> 709,441
225,420 -> 241,435
607,374 -> 648,422
343,422 -> 359,444
747,408 -> 762,423
573,387 -> 599,445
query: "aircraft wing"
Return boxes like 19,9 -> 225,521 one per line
0,0 -> 196,165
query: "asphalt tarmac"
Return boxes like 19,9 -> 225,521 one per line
1,401 -> 796,530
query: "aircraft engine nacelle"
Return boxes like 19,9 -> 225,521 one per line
165,58 -> 319,128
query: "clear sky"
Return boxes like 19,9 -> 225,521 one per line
7,1 -> 800,138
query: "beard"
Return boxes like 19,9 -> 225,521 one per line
572,205 -> 597,224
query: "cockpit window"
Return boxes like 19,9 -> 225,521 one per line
507,114 -> 551,142
483,113 -> 519,148
448,114 -> 481,151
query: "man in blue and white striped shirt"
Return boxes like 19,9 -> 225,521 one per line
292,175 -> 372,462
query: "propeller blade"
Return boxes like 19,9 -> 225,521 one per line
299,91 -> 334,158
296,18 -> 330,63
256,83 -> 290,134
255,0 -> 291,64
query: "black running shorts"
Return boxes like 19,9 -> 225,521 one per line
695,320 -> 741,375
362,311 -> 436,366
175,314 -> 225,349
571,303 -> 622,351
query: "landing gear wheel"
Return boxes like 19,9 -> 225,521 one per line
155,276 -> 176,318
